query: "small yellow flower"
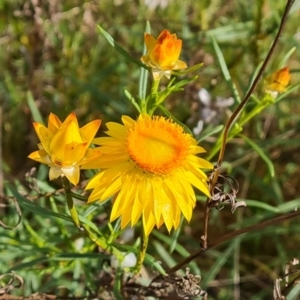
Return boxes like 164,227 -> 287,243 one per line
141,29 -> 187,80
265,67 -> 291,96
28,112 -> 102,185
86,114 -> 212,236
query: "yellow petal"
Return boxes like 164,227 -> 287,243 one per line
61,165 -> 80,186
62,112 -> 79,128
48,113 -> 62,134
110,182 -> 136,222
49,166 -> 62,180
265,67 -> 290,93
186,170 -> 210,197
122,115 -> 136,128
105,122 -> 128,139
100,176 -> 122,201
174,59 -> 188,70
160,191 -> 173,232
28,150 -> 51,165
49,120 -> 83,163
131,197 -> 143,226
144,33 -> 156,51
120,210 -> 132,229
143,206 -> 156,236
80,148 -> 102,169
33,122 -> 53,154
163,179 -> 191,221
80,119 -> 101,145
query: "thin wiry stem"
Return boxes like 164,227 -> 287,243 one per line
135,229 -> 149,273
201,0 -> 295,248
166,210 -> 300,275
212,0 -> 295,186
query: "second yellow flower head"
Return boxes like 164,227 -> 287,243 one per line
28,112 -> 102,185
141,29 -> 187,80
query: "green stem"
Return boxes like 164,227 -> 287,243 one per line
61,177 -> 124,261
147,78 -> 161,115
151,78 -> 160,96
62,176 -> 81,229
135,229 -> 149,273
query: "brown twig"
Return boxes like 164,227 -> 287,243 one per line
167,210 -> 300,275
201,0 -> 295,248
214,0 -> 295,178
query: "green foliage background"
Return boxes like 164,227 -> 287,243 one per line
1,0 -> 300,299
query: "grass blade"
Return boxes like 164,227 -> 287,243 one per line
239,133 -> 275,177
211,35 -> 241,104
97,25 -> 150,70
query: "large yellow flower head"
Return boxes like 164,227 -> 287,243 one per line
28,112 -> 102,185
141,29 -> 187,80
86,114 -> 213,236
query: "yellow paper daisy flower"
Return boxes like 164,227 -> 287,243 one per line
141,29 -> 187,80
28,112 -> 102,185
265,67 -> 291,97
86,114 -> 213,236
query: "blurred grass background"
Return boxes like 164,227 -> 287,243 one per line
1,0 -> 300,299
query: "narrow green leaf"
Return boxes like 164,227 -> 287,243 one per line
113,268 -> 125,300
78,213 -> 102,235
139,21 -> 150,101
245,61 -> 264,96
176,62 -> 203,75
275,82 -> 300,103
287,283 -> 300,300
211,35 -> 241,104
6,183 -> 73,222
49,252 -> 111,260
124,89 -> 141,112
239,134 -> 275,177
279,46 -> 296,68
243,199 -> 279,212
197,125 -> 224,143
153,241 -> 179,269
97,25 -> 150,70
277,199 -> 300,213
158,105 -> 193,135
153,230 -> 200,274
205,21 -> 254,43
169,217 -> 183,253
144,253 -> 167,275
27,91 -> 43,123
203,243 -> 235,286
8,257 -> 48,271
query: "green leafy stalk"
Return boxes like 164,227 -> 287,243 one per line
62,176 -> 81,229
146,78 -> 161,115
135,229 -> 149,273
61,177 -> 123,261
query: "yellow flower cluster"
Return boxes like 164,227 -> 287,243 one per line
28,29 -> 293,237
29,113 -> 212,236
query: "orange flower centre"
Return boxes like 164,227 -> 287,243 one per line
126,117 -> 190,175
